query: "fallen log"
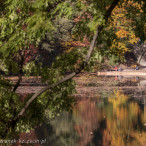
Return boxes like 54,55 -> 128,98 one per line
97,71 -> 146,76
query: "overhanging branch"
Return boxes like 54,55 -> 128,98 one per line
16,0 -> 120,119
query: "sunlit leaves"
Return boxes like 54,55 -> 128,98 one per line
109,0 -> 145,59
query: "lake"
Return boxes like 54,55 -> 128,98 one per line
17,75 -> 146,146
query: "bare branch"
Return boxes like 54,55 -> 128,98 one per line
138,49 -> 146,64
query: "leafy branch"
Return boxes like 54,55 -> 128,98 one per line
16,0 -> 120,120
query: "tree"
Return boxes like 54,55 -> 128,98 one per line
0,0 -> 145,138
16,0 -> 121,118
108,0 -> 145,61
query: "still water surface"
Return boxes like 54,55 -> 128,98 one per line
20,76 -> 146,146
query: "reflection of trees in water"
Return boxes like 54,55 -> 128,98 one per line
71,90 -> 146,146
17,98 -> 102,146
93,91 -> 146,146
16,90 -> 146,146
19,112 -> 79,146
18,112 -> 79,146
2,76 -> 146,146
73,99 -> 101,146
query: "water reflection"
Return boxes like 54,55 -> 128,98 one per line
73,91 -> 146,146
1,76 -> 146,146
20,89 -> 146,146
18,112 -> 79,146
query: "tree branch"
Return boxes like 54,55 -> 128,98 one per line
16,0 -> 120,119
104,0 -> 120,23
138,48 -> 146,64
13,54 -> 24,92
17,72 -> 76,117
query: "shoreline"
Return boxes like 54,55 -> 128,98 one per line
97,70 -> 146,76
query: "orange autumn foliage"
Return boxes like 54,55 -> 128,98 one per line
109,0 -> 144,57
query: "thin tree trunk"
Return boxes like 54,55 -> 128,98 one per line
13,72 -> 23,92
13,55 -> 24,92
138,49 -> 146,64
